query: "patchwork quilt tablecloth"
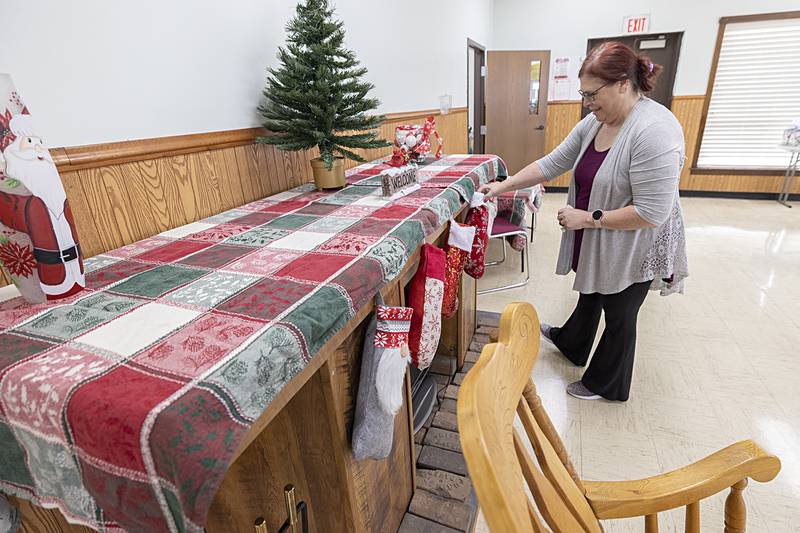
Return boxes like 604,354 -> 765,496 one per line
346,154 -> 540,228
0,155 -> 507,532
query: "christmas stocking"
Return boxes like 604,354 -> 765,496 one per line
464,192 -> 493,280
352,297 -> 413,460
407,244 -> 445,369
0,493 -> 20,533
441,221 -> 476,320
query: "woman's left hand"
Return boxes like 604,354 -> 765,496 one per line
557,205 -> 592,231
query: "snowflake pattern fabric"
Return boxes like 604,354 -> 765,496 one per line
407,244 -> 445,369
463,199 -> 490,279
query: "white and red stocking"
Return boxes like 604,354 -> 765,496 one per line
407,244 -> 446,370
464,192 -> 494,279
374,304 -> 414,415
441,221 -> 476,319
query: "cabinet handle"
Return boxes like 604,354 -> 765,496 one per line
254,517 -> 268,533
284,485 -> 299,533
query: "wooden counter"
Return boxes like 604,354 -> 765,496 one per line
14,205 -> 475,533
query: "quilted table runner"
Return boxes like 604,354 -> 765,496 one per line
346,154 -> 540,228
0,155 -> 507,532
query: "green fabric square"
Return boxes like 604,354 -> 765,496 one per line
264,214 -> 318,230
205,324 -> 307,421
304,216 -> 358,233
388,220 -> 425,251
111,265 -> 207,298
0,421 -> 34,487
283,286 -> 352,356
164,272 -> 258,308
318,186 -> 374,205
224,227 -> 291,247
163,489 -> 187,533
442,188 -> 462,213
365,237 -> 408,281
16,293 -> 143,341
14,427 -> 97,520
83,255 -> 121,273
0,333 -> 54,371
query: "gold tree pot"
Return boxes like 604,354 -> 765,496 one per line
310,157 -> 346,190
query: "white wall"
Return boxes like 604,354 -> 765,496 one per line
0,0 -> 493,147
493,0 -> 799,99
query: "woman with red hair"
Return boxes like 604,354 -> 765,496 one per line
480,42 -> 688,402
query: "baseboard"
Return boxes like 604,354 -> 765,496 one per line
543,186 -> 799,202
678,190 -> 799,202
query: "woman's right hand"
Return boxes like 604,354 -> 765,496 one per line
478,180 -> 505,200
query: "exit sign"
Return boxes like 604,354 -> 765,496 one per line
623,14 -> 650,34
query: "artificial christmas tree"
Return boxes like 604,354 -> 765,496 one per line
258,0 -> 390,189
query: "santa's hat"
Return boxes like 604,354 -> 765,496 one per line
9,114 -> 37,138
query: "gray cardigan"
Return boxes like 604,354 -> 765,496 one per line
536,97 -> 688,295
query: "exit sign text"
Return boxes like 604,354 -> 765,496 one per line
623,14 -> 650,34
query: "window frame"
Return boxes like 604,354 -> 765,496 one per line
691,10 -> 800,176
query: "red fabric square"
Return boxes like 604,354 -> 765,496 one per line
346,218 -> 400,236
461,155 -> 492,164
80,461 -> 171,532
370,205 -> 419,220
86,260 -> 153,289
67,366 -> 184,471
149,388 -> 249,526
260,199 -> 310,214
404,187 -> 440,199
216,278 -> 314,320
274,253 -> 352,282
137,240 -> 212,264
317,233 -> 380,256
135,312 -> 262,377
436,169 -> 468,177
188,223 -> 251,243
330,257 -> 385,311
295,203 -> 341,216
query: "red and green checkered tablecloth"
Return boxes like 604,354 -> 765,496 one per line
346,153 -> 541,228
0,155 -> 507,532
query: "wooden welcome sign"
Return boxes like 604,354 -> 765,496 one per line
381,165 -> 418,197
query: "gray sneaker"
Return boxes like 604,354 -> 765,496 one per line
566,381 -> 602,400
540,323 -> 555,346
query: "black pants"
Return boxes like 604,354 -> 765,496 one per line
549,280 -> 652,401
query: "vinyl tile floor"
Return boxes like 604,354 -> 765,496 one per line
474,193 -> 800,532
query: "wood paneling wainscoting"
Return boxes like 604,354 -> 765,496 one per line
542,97 -> 800,194
0,108 -> 466,288
543,101 -> 584,187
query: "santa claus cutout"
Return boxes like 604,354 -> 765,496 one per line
0,74 -> 85,303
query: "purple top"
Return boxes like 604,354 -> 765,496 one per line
572,137 -> 609,272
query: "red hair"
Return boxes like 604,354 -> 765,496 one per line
579,41 -> 662,93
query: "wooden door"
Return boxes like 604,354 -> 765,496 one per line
584,32 -> 683,117
485,50 -> 550,174
632,32 -> 683,109
468,39 -> 487,154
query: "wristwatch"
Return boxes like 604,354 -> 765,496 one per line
591,209 -> 604,229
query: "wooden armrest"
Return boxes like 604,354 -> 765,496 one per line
583,440 -> 780,519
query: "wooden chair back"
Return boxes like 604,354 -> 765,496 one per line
457,302 -> 602,532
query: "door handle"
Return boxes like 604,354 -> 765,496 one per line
535,125 -> 544,131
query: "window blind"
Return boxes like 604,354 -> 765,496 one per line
696,17 -> 800,170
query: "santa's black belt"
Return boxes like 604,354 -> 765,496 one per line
34,245 -> 81,264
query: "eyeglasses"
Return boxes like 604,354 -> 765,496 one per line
578,81 -> 614,102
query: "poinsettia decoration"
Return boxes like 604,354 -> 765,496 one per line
0,109 -> 16,153
0,239 -> 36,277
